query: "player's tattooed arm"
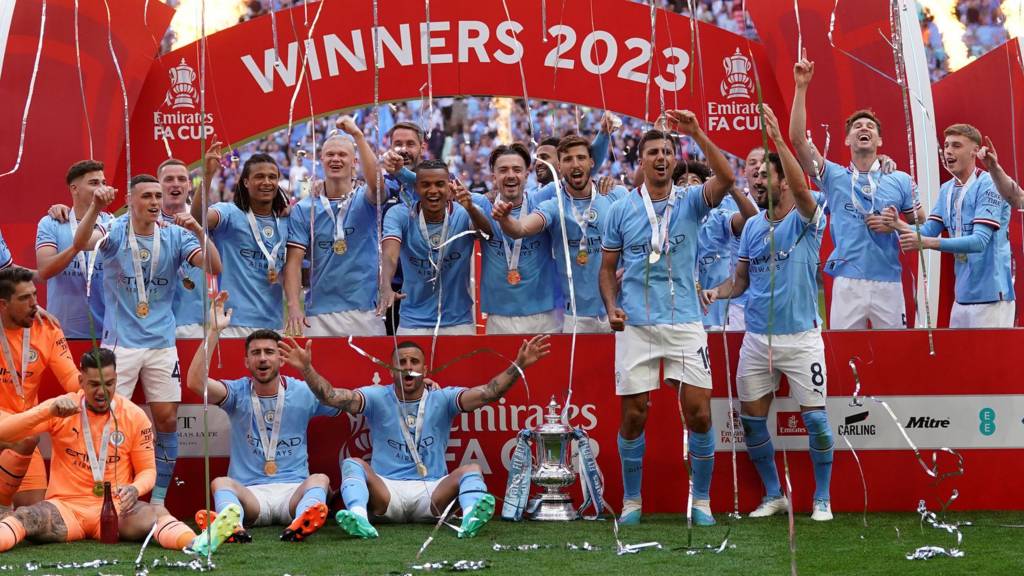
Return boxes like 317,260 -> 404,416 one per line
459,335 -> 552,411
278,338 -> 364,413
15,502 -> 68,543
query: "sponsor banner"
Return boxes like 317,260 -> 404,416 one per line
714,396 -> 1024,450
128,0 -> 785,171
145,404 -> 233,458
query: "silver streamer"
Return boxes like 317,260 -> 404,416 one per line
408,560 -> 488,572
616,542 -> 662,555
74,0 -> 94,159
102,0 -> 133,188
498,0 -> 537,143
0,0 -> 46,179
492,542 -> 602,552
0,559 -> 117,571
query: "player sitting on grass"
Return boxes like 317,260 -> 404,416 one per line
189,292 -> 339,543
284,336 -> 550,539
0,348 -> 240,555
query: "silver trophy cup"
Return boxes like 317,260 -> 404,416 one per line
528,397 -> 578,521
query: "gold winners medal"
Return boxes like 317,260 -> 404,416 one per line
333,239 -> 348,255
956,253 -> 968,263
648,250 -> 661,264
417,463 -> 428,477
135,301 -> 149,318
264,461 -> 277,476
506,269 -> 521,285
267,268 -> 278,283
576,250 -> 589,266
182,277 -> 196,290
93,481 -> 104,497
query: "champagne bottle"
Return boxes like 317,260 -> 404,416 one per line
100,481 -> 118,544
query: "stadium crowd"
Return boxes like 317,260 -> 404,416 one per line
0,0 -> 1020,556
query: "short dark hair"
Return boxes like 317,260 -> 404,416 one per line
66,160 -> 104,185
414,159 -> 449,175
672,161 -> 711,185
388,122 -> 424,143
157,158 -> 188,176
763,152 -> 784,180
488,142 -> 531,170
556,135 -> 592,159
80,347 -> 117,371
538,137 -> 561,148
394,341 -> 424,357
638,129 -> 675,155
245,329 -> 282,351
130,174 -> 159,190
0,267 -> 35,300
845,109 -> 882,136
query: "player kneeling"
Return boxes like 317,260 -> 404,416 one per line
287,336 -> 550,539
189,292 -> 339,543
0,348 -> 240,555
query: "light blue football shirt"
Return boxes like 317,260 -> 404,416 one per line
97,215 -> 200,348
535,190 -> 618,318
697,207 -> 743,328
921,170 -> 1013,304
159,212 -> 205,328
358,383 -> 465,481
0,229 -> 12,269
286,187 -> 380,316
815,160 -> 916,282
737,193 -> 826,334
472,193 -> 556,316
601,185 -> 711,326
219,376 -> 339,487
382,202 -> 475,329
209,202 -> 287,330
35,212 -> 113,339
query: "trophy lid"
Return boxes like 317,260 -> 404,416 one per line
533,396 -> 571,435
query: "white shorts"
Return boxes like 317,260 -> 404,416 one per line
246,482 -> 301,526
950,301 -> 1015,328
306,310 -> 386,337
727,303 -> 746,331
396,324 -> 476,336
830,277 -> 906,329
485,310 -> 561,335
561,315 -> 611,334
112,347 -> 181,403
737,329 -> 827,407
175,324 -> 204,339
378,477 -> 442,523
614,323 -> 711,395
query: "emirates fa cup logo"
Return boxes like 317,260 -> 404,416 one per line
165,58 -> 197,109
721,49 -> 753,100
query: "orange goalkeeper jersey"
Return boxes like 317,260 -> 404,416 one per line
0,322 -> 80,413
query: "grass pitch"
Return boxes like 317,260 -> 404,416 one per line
1,511 -> 1021,575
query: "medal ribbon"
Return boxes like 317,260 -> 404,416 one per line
245,210 -> 285,276
500,194 -> 529,273
416,204 -> 451,281
568,183 -> 597,257
394,386 -> 429,476
68,209 -> 99,297
81,397 -> 116,490
639,184 -> 677,258
848,159 -> 880,215
946,168 -> 979,239
317,191 -> 354,247
0,329 -> 31,398
126,220 -> 160,311
250,379 -> 286,470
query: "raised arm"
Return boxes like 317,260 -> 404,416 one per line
279,338 -> 364,413
979,136 -> 1024,209
667,110 -> 735,206
337,116 -> 383,204
71,187 -> 115,252
492,199 -> 545,239
788,51 -> 824,177
192,139 -> 224,229
186,291 -> 230,405
0,395 -> 77,443
729,186 -> 759,236
455,184 -> 493,237
764,104 -> 817,219
175,212 -> 222,274
458,335 -> 551,412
